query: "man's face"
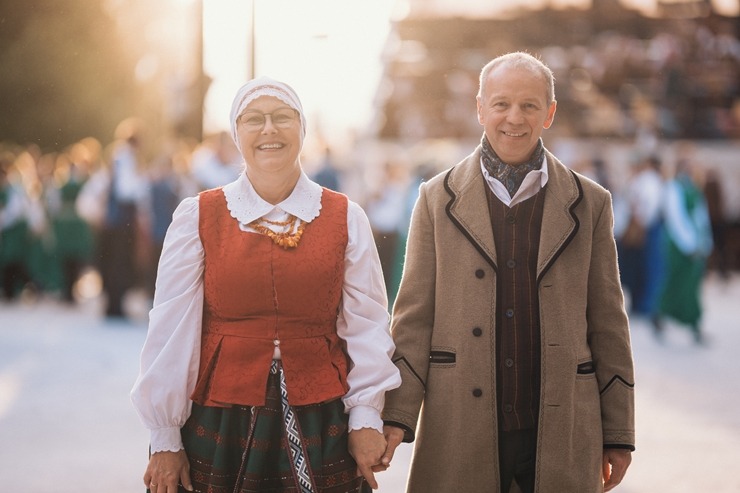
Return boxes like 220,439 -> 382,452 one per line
477,64 -> 557,165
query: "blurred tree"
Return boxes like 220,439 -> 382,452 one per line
0,0 -> 144,151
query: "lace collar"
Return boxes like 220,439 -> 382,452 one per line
222,171 -> 323,225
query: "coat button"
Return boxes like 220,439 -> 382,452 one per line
472,327 -> 482,337
505,308 -> 514,318
506,214 -> 516,224
505,358 -> 514,368
506,259 -> 516,269
473,388 -> 483,397
504,404 -> 513,412
475,269 -> 485,279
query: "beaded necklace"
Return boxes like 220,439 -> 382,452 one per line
248,214 -> 306,249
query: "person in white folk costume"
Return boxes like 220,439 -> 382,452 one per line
131,76 -> 401,493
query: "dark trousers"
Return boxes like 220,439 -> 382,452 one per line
372,230 -> 399,295
61,258 -> 84,302
499,428 -> 537,493
99,204 -> 137,317
1,262 -> 31,299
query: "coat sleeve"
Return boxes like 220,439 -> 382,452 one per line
382,181 -> 438,442
587,191 -> 636,450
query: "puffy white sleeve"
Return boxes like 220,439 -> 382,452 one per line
338,201 -> 402,433
130,196 -> 204,453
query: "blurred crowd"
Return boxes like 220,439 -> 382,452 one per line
0,115 -> 435,318
0,118 -> 242,317
547,23 -> 740,141
588,145 -> 732,345
0,124 -> 736,331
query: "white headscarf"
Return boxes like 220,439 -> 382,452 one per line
229,76 -> 306,153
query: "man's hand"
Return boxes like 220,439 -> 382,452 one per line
603,449 -> 632,491
381,425 -> 405,470
348,428 -> 387,489
144,449 -> 193,492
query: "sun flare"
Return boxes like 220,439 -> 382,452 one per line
202,0 -> 397,144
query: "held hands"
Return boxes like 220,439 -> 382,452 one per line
348,427 -> 395,489
381,425 -> 405,470
350,425 -> 407,488
603,449 -> 632,492
144,449 -> 193,493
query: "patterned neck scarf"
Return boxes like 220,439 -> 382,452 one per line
481,134 -> 545,197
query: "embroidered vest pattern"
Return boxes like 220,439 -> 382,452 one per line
191,187 -> 350,407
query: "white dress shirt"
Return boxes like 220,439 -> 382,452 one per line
111,144 -> 148,202
131,171 -> 401,453
626,168 -> 664,228
480,154 -> 549,207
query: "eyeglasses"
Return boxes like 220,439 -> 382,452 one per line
239,108 -> 299,131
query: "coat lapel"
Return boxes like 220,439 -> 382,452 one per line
537,151 -> 583,281
444,148 -> 584,277
444,149 -> 497,270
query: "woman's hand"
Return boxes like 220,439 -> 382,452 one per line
143,449 -> 193,492
348,428 -> 387,489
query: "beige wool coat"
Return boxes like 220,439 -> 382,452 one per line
383,147 -> 635,493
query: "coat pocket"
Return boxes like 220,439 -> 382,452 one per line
429,349 -> 456,366
577,360 -> 595,375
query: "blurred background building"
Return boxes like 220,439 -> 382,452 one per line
372,0 -> 739,143
0,0 -> 739,304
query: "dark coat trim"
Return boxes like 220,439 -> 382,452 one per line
443,168 -> 498,272
604,443 -> 636,451
600,375 -> 636,394
429,350 -> 456,364
392,355 -> 426,389
536,169 -> 583,284
384,420 -> 416,443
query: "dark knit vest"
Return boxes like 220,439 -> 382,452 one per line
485,182 -> 545,431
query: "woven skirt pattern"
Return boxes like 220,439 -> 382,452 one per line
179,371 -> 370,493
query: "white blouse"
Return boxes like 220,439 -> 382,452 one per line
131,172 -> 401,453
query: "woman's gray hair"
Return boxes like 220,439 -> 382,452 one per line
478,52 -> 555,104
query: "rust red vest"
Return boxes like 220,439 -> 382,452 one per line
191,187 -> 350,407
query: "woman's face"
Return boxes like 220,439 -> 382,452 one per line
236,95 -> 303,175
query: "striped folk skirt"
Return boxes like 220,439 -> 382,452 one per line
178,365 -> 370,493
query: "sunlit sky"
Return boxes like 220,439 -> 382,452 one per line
201,0 -> 739,140
202,0 -> 398,141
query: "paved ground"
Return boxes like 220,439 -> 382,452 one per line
1,273 -> 739,492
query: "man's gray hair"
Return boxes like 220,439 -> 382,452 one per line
478,52 -> 555,104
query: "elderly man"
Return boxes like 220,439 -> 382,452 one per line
381,52 -> 635,492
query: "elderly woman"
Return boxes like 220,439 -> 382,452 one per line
131,77 -> 401,493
